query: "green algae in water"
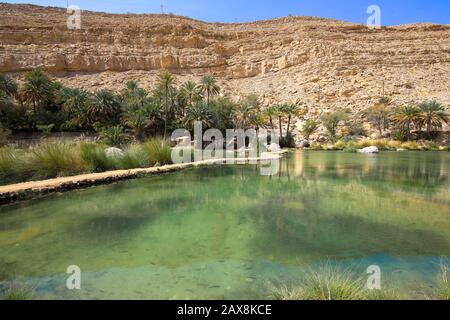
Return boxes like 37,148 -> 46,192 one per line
0,151 -> 449,299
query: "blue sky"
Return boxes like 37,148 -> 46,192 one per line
3,0 -> 450,25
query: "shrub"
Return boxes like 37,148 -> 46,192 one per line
345,120 -> 367,137
280,132 -> 296,148
422,140 -> 439,151
391,128 -> 410,142
117,144 -> 150,169
142,138 -> 172,165
80,143 -> 116,172
302,119 -> 318,140
1,283 -> 34,300
270,264 -> 399,300
401,141 -> 420,150
332,140 -> 346,150
26,141 -> 86,179
0,126 -> 11,147
387,140 -> 402,150
96,125 -> 130,147
0,147 -> 21,183
321,110 -> 349,143
36,124 -> 55,138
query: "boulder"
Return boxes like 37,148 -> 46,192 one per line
105,147 -> 124,158
357,146 -> 379,154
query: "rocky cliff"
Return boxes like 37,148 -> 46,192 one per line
1,3 -> 449,133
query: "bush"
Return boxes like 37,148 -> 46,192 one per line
26,141 -> 86,179
0,126 -> 11,147
1,283 -> 34,300
422,140 -> 440,151
400,141 -> 420,150
80,143 -> 116,172
0,147 -> 22,183
332,140 -> 346,150
142,138 -> 172,165
117,144 -> 149,169
96,125 -> 130,147
270,264 -> 399,300
280,132 -> 296,148
391,128 -> 410,142
345,120 -> 367,137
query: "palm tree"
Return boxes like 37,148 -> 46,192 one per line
21,69 -> 54,127
91,89 -> 122,124
184,101 -> 212,130
283,104 -> 304,135
198,75 -> 220,107
62,88 -> 93,129
274,104 -> 286,138
121,81 -> 147,109
234,102 -> 256,130
0,73 -> 18,98
263,105 -> 278,130
179,81 -> 201,116
392,105 -> 421,140
418,100 -> 449,138
122,108 -> 152,141
156,71 -> 175,138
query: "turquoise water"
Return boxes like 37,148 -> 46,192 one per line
0,151 -> 449,299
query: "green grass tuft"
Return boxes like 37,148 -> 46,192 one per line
270,264 -> 400,300
142,138 -> 172,165
1,283 -> 34,300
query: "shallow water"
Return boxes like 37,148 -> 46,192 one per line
0,151 -> 449,299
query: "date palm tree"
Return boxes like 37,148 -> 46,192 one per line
199,75 -> 220,107
91,90 -> 122,124
156,71 -> 176,138
263,105 -> 278,130
62,88 -> 93,129
274,104 -> 286,138
184,101 -> 213,130
418,100 -> 449,138
0,73 -> 18,98
392,105 -> 421,140
21,69 -> 54,128
179,81 -> 201,116
234,102 -> 256,130
121,81 -> 147,109
283,104 -> 304,135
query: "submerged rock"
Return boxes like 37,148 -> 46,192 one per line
357,146 -> 379,154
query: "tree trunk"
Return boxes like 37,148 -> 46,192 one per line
278,116 -> 283,138
164,88 -> 168,139
287,115 -> 292,135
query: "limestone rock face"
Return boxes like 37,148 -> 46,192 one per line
1,3 -> 449,132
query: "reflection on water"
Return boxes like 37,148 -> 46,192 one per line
0,151 -> 449,299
